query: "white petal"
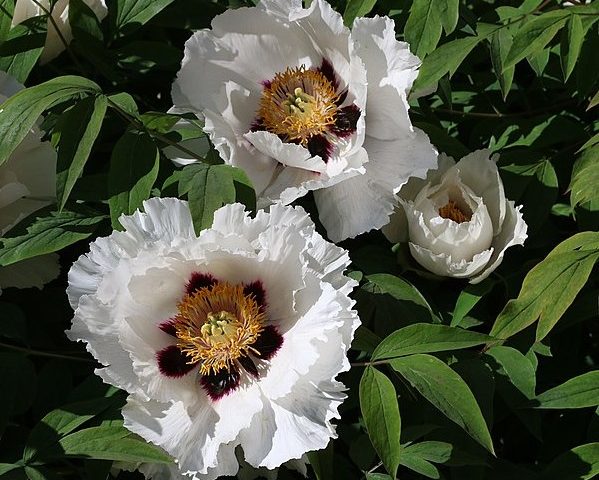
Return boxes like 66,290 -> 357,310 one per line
469,200 -> 528,284
244,131 -> 327,173
454,149 -> 506,235
352,16 -> 420,140
314,147 -> 395,241
409,242 -> 494,279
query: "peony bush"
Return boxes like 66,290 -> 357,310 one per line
0,1 -> 598,480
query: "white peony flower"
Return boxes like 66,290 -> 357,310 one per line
384,150 -> 528,284
171,0 -> 437,242
0,70 -> 59,293
12,0 -> 108,64
66,197 -> 359,480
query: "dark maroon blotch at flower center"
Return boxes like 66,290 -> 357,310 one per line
185,272 -> 217,295
157,345 -> 197,378
154,273 -> 284,401
201,367 -> 241,401
331,104 -> 361,138
307,134 -> 334,162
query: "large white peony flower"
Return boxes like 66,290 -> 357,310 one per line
12,0 -> 108,64
0,70 -> 59,293
384,150 -> 528,284
66,197 -> 359,479
171,0 -> 437,242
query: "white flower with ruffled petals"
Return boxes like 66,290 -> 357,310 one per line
12,0 -> 107,64
66,197 -> 359,479
0,70 -> 59,293
171,0 -> 437,242
385,150 -> 528,283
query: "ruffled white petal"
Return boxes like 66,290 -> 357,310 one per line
67,198 -> 358,479
352,15 -> 420,140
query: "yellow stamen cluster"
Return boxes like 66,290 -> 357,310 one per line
439,200 -> 471,224
174,282 -> 265,375
258,66 -> 339,145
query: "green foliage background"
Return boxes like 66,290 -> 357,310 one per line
0,0 -> 598,479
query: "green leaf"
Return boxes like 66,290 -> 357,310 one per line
490,232 -> 599,341
390,354 -> 494,454
0,464 -> 20,475
178,163 -> 256,234
108,131 -> 160,229
486,346 -> 536,400
372,324 -> 493,361
24,398 -> 116,462
55,95 -> 107,211
58,426 -> 172,463
533,371 -> 599,409
0,75 -> 101,167
0,0 -> 15,43
0,207 -> 108,266
365,273 -> 438,323
539,443 -> 599,480
588,90 -> 599,111
489,28 -> 515,100
404,0 -> 442,58
0,17 -> 46,83
359,367 -> 401,478
413,36 -> 482,93
570,147 -> 599,208
503,10 -> 569,70
402,441 -> 453,464
451,279 -> 494,327
114,0 -> 177,36
399,453 -> 440,479
307,442 -> 333,480
561,13 -> 584,81
69,0 -> 104,41
343,0 -> 377,27
404,0 -> 458,58
25,466 -> 62,480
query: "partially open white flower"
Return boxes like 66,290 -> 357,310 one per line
12,0 -> 108,64
67,198 -> 359,479
0,70 -> 59,293
172,0 -> 437,242
384,150 -> 528,284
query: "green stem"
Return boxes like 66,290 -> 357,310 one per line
106,98 -> 207,163
0,341 -> 95,363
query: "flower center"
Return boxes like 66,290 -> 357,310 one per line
174,282 -> 265,376
438,200 -> 471,223
258,65 -> 340,145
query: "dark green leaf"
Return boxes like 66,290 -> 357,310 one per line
108,131 -> 160,229
490,232 -> 599,341
58,426 -> 172,463
570,147 -> 599,208
489,28 -> 515,99
538,443 -> 599,480
69,0 -> 103,41
343,0 -> 377,27
0,207 -> 108,266
561,13 -> 584,81
359,367 -> 401,478
0,17 -> 46,83
307,441 -> 333,480
413,36 -> 482,93
55,95 -> 107,211
114,0 -> 177,36
503,10 -> 569,70
390,355 -> 494,453
24,398 -> 116,462
451,279 -> 494,327
0,75 -> 101,167
178,163 -> 255,234
372,324 -> 493,361
533,371 -> 599,409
